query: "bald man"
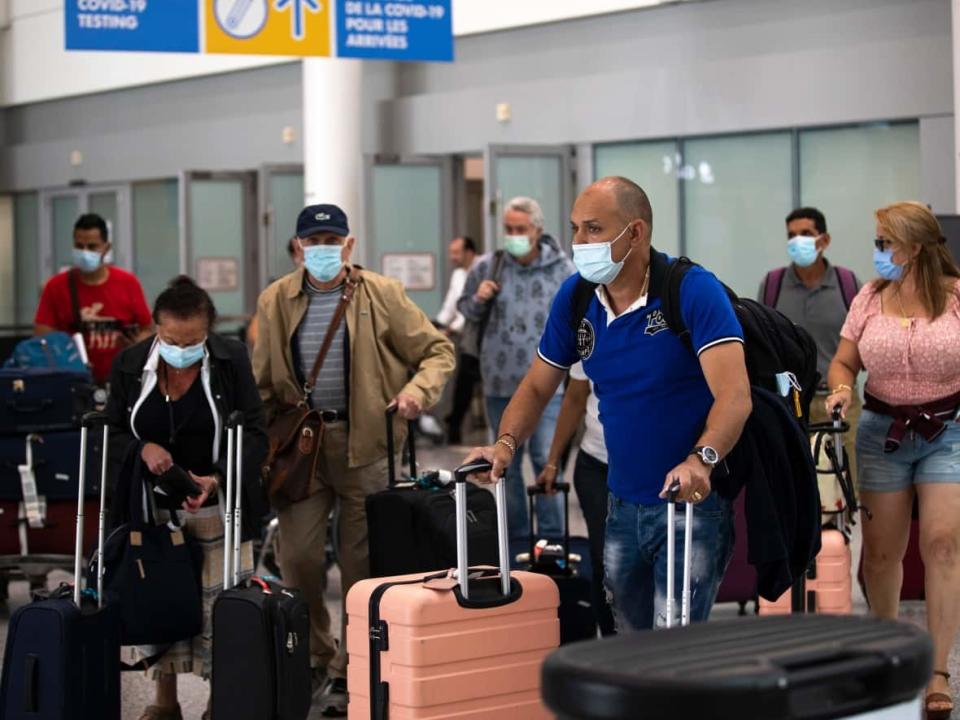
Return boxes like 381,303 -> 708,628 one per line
464,176 -> 752,631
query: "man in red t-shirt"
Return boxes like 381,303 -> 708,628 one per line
34,213 -> 153,384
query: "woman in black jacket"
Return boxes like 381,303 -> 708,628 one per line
106,276 -> 268,720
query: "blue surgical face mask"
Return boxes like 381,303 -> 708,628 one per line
302,243 -> 345,282
158,338 -> 206,370
873,248 -> 904,281
73,248 -> 103,273
787,235 -> 819,268
572,224 -> 633,285
503,235 -> 532,258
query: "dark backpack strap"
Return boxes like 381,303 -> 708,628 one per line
761,268 -> 786,308
835,266 -> 858,310
568,276 -> 598,334
660,256 -> 696,352
68,269 -> 82,333
490,250 -> 506,282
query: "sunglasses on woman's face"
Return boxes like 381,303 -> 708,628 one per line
874,237 -> 895,252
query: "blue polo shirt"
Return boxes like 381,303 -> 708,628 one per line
537,251 -> 743,505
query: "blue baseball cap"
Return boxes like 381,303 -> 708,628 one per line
297,204 -> 349,238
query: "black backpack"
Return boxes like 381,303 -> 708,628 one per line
570,256 -> 820,424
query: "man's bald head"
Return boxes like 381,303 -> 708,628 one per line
591,176 -> 653,230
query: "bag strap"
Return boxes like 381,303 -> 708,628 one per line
835,266 -> 858,310
302,267 -> 361,403
762,268 -> 786,308
661,256 -> 697,352
569,276 -> 598,334
68,269 -> 82,333
490,249 -> 506,282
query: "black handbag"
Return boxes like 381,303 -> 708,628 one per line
100,451 -> 204,646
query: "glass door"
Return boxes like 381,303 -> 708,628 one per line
484,145 -> 575,253
364,156 -> 452,318
180,171 -> 257,333
258,164 -> 304,287
39,185 -> 132,278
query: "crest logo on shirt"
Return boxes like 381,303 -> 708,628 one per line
644,310 -> 668,336
576,318 -> 595,360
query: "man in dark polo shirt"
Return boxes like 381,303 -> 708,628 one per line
463,176 -> 752,630
759,207 -> 862,476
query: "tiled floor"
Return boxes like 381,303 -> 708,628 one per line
1,436 -> 957,718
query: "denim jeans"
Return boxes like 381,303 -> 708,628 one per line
573,451 -> 616,636
603,490 -> 734,630
485,394 -> 564,539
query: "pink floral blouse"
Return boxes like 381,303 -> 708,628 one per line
840,279 -> 960,406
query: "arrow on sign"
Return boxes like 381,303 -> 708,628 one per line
275,0 -> 321,40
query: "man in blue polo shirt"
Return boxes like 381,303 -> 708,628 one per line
464,176 -> 752,630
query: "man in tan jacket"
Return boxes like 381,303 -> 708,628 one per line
253,204 -> 454,715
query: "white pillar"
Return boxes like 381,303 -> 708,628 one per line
953,0 -> 960,211
302,58 -> 366,257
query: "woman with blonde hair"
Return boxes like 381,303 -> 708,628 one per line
826,201 -> 960,719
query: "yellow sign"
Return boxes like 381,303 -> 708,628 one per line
205,0 -> 331,57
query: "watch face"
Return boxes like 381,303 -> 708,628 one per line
701,447 -> 719,464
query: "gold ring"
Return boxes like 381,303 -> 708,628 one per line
692,491 -> 703,501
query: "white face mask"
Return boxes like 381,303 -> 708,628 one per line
571,224 -> 633,285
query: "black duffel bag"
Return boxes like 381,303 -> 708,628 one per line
99,448 -> 203,646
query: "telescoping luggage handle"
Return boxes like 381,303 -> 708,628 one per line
76,411 -> 110,608
665,480 -> 693,629
452,460 -> 511,600
223,411 -> 245,590
527,482 -> 572,572
385,406 -> 417,486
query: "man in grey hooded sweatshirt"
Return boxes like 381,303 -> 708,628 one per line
459,196 -> 576,538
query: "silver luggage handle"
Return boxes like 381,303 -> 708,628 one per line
665,480 -> 693,629
77,411 -> 110,608
453,460 -> 511,600
224,411 -> 244,590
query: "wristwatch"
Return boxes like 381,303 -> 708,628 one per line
691,446 -> 720,468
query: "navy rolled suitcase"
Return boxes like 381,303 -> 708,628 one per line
541,615 -> 932,720
0,430 -> 104,500
0,412 -> 120,720
0,368 -> 97,435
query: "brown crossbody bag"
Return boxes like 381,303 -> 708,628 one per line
263,269 -> 359,509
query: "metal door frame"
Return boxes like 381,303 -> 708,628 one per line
363,154 -> 455,293
38,184 -> 133,280
483,144 -> 576,252
179,170 -> 258,318
257,163 -> 304,289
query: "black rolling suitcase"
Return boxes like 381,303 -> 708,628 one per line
542,615 -> 932,720
212,412 -> 311,720
542,486 -> 933,720
0,411 -> 120,720
366,407 -> 498,577
520,482 -> 597,644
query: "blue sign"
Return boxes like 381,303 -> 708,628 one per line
65,0 -> 200,54
336,0 -> 453,62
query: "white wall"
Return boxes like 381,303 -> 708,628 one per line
388,0 -> 952,153
0,0 -> 694,107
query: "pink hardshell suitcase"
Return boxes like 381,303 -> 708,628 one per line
758,528 -> 852,615
346,460 -> 560,720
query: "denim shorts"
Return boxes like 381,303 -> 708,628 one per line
856,408 -> 960,493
